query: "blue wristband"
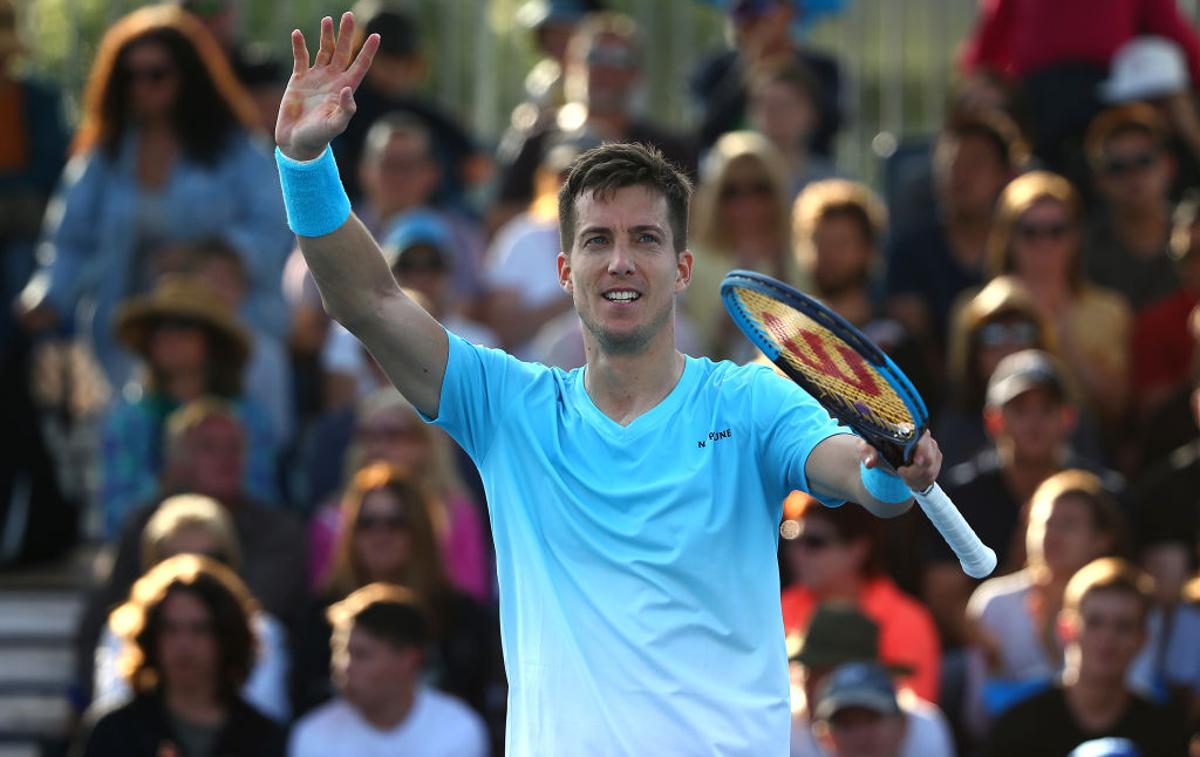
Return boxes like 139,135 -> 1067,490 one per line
860,461 -> 913,505
275,145 -> 351,237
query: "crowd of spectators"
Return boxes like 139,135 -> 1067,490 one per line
2,0 -> 1200,754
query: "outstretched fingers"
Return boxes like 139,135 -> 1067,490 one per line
333,11 -> 354,68
346,32 -> 380,90
290,29 -> 309,75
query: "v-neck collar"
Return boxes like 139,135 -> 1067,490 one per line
574,355 -> 698,440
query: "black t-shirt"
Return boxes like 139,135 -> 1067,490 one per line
983,685 -> 1189,757
1130,439 -> 1200,550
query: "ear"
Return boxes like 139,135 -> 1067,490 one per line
1059,404 -> 1078,435
675,249 -> 693,293
983,406 -> 1006,439
557,251 -> 573,294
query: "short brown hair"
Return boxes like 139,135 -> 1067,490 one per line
1063,557 -> 1154,621
141,493 -> 240,571
940,108 -> 1029,173
1028,470 -> 1127,570
784,492 -> 886,577
327,582 -> 429,652
558,142 -> 693,254
792,178 -> 888,248
108,554 -> 258,701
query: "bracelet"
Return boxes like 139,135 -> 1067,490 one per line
275,145 -> 351,237
859,461 -> 913,505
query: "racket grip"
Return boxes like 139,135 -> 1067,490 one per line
913,483 -> 997,579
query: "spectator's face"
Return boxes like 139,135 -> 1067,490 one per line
990,387 -> 1072,464
718,158 -> 779,235
817,707 -> 905,757
570,33 -> 639,114
340,626 -> 418,712
1067,590 -> 1147,682
1027,493 -> 1109,577
353,489 -> 412,583
557,185 -> 691,356
1140,542 -> 1191,607
356,407 -> 430,469
1096,130 -> 1171,210
808,214 -> 873,296
363,131 -> 440,217
784,516 -> 863,591
122,41 -> 180,121
749,79 -> 817,153
392,245 -> 450,311
177,416 -> 245,503
196,258 -> 247,311
149,318 -> 209,377
936,133 -> 1009,217
731,0 -> 793,61
1010,199 -> 1077,288
156,589 -> 219,696
973,316 -> 1039,391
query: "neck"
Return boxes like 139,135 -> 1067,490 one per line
359,686 -> 416,731
165,683 -> 224,725
1113,203 -> 1169,255
1000,448 -> 1063,501
1063,665 -> 1129,722
583,332 -> 685,427
822,287 -> 873,326
164,371 -> 207,403
944,210 -> 992,265
816,572 -> 864,603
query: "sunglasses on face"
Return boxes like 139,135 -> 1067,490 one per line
1015,220 -> 1072,243
356,513 -> 408,532
720,180 -> 773,201
393,253 -> 448,275
1102,150 -> 1159,177
792,532 -> 835,551
585,45 -> 638,69
124,64 -> 175,84
977,321 -> 1038,348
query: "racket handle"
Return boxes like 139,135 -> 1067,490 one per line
913,483 -> 997,579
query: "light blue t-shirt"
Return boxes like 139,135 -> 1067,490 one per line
429,332 -> 847,756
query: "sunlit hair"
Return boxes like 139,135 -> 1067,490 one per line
1026,470 -> 1125,577
936,107 -> 1029,176
73,4 -> 258,161
946,276 -> 1055,412
327,583 -> 429,675
141,493 -> 240,571
1084,103 -> 1169,167
747,58 -> 821,109
986,170 -> 1084,286
361,112 -> 433,167
324,462 -> 452,615
1062,557 -> 1154,623
163,396 -> 242,464
108,554 -> 258,701
783,492 -> 886,577
791,178 -> 887,275
559,142 -> 692,254
691,130 -> 791,254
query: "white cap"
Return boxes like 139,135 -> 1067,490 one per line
1100,36 -> 1189,104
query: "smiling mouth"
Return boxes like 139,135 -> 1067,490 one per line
603,290 -> 641,302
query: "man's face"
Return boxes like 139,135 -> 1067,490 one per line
557,185 -> 692,355
156,589 -> 220,696
176,416 -> 245,503
337,626 -> 418,713
1096,130 -> 1172,211
990,387 -> 1073,465
935,132 -> 1009,217
567,32 -> 639,114
818,707 -> 906,757
362,132 -> 440,216
1066,589 -> 1147,682
749,79 -> 817,152
807,214 -> 873,297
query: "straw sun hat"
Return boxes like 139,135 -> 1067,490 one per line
113,275 -> 251,369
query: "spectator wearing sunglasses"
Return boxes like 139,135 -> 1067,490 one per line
985,171 -> 1132,433
780,492 -> 941,702
1084,105 -> 1180,312
291,463 -> 503,746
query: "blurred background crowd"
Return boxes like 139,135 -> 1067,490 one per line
2,0 -> 1200,755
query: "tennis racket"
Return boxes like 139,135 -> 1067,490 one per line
721,270 -> 996,579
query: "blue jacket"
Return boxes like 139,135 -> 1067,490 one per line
36,130 -> 292,387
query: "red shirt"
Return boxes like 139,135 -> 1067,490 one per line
1132,288 -> 1197,391
781,576 -> 941,702
960,0 -> 1200,85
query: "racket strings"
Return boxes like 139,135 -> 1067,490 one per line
732,288 -> 918,437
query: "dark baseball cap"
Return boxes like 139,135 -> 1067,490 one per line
788,604 -> 912,675
813,661 -> 901,722
985,349 -> 1066,408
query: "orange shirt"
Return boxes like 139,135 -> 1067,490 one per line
781,575 -> 941,702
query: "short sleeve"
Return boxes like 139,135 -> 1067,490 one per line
750,367 -> 851,507
426,330 -> 543,463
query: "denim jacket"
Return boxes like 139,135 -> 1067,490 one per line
34,130 -> 292,388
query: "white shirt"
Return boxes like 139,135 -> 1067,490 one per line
789,689 -> 955,757
482,212 -> 568,359
288,688 -> 488,757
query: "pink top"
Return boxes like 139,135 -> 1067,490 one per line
306,491 -> 492,601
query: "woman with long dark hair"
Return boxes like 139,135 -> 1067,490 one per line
18,4 -> 290,391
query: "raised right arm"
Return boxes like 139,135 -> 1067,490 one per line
275,12 -> 446,417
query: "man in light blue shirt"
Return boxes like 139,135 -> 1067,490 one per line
274,13 -> 943,755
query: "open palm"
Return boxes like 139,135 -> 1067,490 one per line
275,12 -> 380,161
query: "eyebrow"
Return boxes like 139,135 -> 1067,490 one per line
577,224 -> 667,239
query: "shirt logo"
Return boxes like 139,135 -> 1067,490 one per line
697,428 -> 733,448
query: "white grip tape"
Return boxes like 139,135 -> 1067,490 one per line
914,482 -> 997,579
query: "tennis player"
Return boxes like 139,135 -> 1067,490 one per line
275,13 -> 942,755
